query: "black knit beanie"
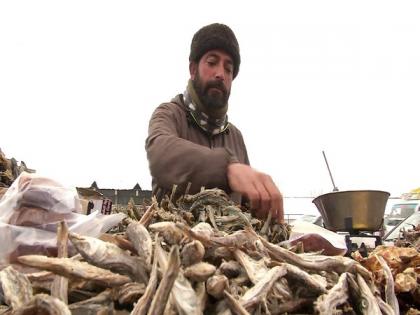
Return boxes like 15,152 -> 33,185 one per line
189,23 -> 241,79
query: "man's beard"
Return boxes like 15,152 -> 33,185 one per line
192,74 -> 230,110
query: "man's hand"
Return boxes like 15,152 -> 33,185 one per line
227,163 -> 284,223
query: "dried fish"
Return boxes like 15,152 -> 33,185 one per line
147,245 -> 180,315
224,290 -> 251,315
284,263 -> 327,295
268,297 -> 313,315
68,289 -> 113,315
149,222 -> 184,245
156,241 -> 201,315
376,254 -> 399,315
12,294 -> 70,315
0,266 -> 33,309
99,233 -> 137,254
219,260 -> 242,278
258,234 -> 370,276
240,265 -> 287,310
181,240 -> 205,267
25,270 -> 55,291
195,281 -> 207,313
51,221 -> 69,304
139,199 -> 158,227
184,262 -> 216,282
69,232 -> 149,284
191,222 -> 214,239
395,267 -> 417,293
131,236 -> 160,315
17,255 -> 131,287
116,282 -> 146,305
233,249 -> 267,284
126,221 -> 153,265
347,273 -> 381,315
376,296 -> 396,315
206,274 -> 229,299
315,272 -> 349,315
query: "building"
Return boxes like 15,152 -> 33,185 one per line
83,181 -> 152,206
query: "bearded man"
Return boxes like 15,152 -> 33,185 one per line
145,23 -> 284,222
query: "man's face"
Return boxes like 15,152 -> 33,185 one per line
190,49 -> 234,109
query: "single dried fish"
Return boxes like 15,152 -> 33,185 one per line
284,263 -> 327,295
147,245 -> 181,315
126,221 -> 153,265
206,274 -> 229,299
17,255 -> 131,287
191,222 -> 215,239
184,262 -> 216,282
149,222 -> 184,245
268,297 -> 313,315
0,266 -> 33,309
69,232 -> 149,284
240,265 -> 287,310
131,236 -> 160,315
195,282 -> 207,313
99,233 -> 137,253
68,289 -> 113,314
139,199 -> 158,227
224,290 -> 251,315
51,221 -> 69,304
347,273 -> 381,315
375,255 -> 399,315
219,260 -> 242,278
181,240 -> 205,267
315,272 -> 349,315
116,282 -> 146,305
375,296 -> 396,315
156,241 -> 201,315
233,249 -> 267,284
258,234 -> 369,276
12,294 -> 71,315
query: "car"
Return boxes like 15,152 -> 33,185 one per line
383,216 -> 406,235
383,211 -> 420,243
388,200 -> 420,218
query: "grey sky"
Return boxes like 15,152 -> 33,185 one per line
1,1 -> 419,197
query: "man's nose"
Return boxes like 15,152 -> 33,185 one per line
214,64 -> 225,81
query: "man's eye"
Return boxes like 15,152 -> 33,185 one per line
207,61 -> 216,66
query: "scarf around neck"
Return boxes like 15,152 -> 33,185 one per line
183,80 -> 229,136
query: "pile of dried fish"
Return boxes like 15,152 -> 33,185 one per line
394,224 -> 420,251
0,188 -> 418,314
353,245 -> 420,314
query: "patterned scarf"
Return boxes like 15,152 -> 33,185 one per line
183,80 -> 229,135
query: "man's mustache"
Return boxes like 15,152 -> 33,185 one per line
204,81 -> 227,95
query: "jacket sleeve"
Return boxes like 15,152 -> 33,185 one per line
145,103 -> 231,192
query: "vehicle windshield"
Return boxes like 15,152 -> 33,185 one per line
389,203 -> 418,218
384,217 -> 405,226
384,212 -> 420,241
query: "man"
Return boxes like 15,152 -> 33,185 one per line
145,23 -> 284,222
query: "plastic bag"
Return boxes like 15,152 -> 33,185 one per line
280,221 -> 347,256
0,172 -> 126,264
0,172 -> 82,224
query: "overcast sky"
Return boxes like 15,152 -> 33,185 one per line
1,1 -> 419,198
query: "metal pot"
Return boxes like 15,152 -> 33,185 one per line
312,190 -> 390,232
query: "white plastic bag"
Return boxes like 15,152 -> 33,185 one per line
0,173 -> 126,264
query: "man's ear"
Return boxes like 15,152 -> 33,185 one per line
189,61 -> 197,80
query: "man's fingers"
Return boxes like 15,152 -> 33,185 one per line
226,163 -> 284,222
253,181 -> 271,214
261,175 -> 284,222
